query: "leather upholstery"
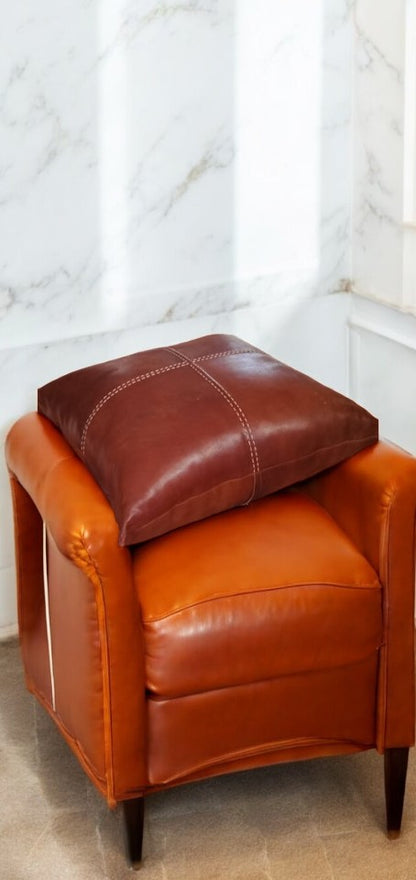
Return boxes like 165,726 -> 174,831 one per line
146,658 -> 380,785
136,491 -> 382,697
37,334 -> 378,544
6,413 -> 147,803
304,443 -> 416,749
5,412 -> 416,810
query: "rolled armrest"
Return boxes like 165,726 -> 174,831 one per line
5,413 -> 146,803
6,412 -> 123,560
304,441 -> 416,750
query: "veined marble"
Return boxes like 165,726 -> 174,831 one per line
352,0 -> 406,305
0,0 -> 353,349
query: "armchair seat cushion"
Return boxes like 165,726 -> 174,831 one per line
134,490 -> 382,699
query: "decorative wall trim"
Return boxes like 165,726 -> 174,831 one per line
348,293 -> 416,456
348,314 -> 416,353
349,291 -> 416,349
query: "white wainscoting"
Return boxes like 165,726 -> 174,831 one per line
349,294 -> 416,454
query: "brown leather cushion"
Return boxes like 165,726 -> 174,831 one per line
37,334 -> 378,545
133,490 -> 382,697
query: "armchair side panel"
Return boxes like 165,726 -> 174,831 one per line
5,413 -> 147,804
304,442 -> 416,751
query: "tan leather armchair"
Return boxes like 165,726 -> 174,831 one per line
5,413 -> 416,868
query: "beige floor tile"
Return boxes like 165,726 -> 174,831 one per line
1,638 -> 416,880
260,827 -> 334,880
33,702 -> 90,811
0,640 -> 35,750
299,753 -> 384,836
149,808 -> 276,880
15,811 -> 107,880
322,827 -> 416,880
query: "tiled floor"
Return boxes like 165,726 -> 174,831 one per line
1,638 -> 416,879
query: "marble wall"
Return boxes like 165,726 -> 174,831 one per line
352,0 -> 406,306
0,0 -> 354,632
350,1 -> 416,456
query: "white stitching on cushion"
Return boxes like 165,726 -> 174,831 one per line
80,347 -> 255,455
80,361 -> 186,454
167,346 -> 260,503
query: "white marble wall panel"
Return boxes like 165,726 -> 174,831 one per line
233,0 -> 353,295
349,3 -> 416,448
0,0 -> 354,350
320,0 -> 354,291
352,0 -> 406,304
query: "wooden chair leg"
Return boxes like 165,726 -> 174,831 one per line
122,797 -> 145,869
384,747 -> 409,838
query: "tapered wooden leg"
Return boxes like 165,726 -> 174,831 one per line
122,797 -> 145,869
384,748 -> 409,839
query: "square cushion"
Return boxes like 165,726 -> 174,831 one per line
37,334 -> 378,545
133,490 -> 382,698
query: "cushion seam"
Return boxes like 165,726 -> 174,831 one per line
146,651 -> 381,700
141,579 -> 381,623
80,346 -> 256,454
167,345 -> 260,504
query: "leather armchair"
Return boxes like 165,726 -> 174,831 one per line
5,413 -> 416,868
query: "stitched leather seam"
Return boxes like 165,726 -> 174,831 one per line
80,361 -> 186,454
147,735 -> 371,786
72,533 -> 116,802
80,347 -> 255,455
147,654 -> 380,701
378,487 -> 396,748
29,686 -> 108,787
143,580 -> 381,623
181,363 -> 260,502
167,346 -> 260,503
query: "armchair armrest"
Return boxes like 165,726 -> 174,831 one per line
304,441 -> 416,750
5,413 -> 146,804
